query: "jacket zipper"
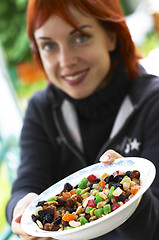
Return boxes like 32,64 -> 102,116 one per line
52,110 -> 86,164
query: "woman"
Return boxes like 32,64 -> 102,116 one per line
7,0 -> 159,239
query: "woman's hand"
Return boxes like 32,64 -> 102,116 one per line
11,192 -> 54,240
99,149 -> 123,164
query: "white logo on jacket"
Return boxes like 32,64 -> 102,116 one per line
124,138 -> 141,154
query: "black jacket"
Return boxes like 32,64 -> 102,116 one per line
6,68 -> 159,239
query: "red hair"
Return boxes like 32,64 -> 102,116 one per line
27,0 -> 140,79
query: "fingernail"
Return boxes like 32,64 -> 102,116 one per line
14,214 -> 22,223
99,154 -> 111,163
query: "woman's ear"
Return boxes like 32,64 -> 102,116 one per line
106,31 -> 117,51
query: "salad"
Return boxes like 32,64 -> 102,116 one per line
32,170 -> 141,231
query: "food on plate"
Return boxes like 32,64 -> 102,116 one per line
32,170 -> 141,231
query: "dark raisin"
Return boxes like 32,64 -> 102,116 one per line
117,194 -> 127,203
38,209 -> 54,223
36,201 -> 47,207
130,170 -> 140,180
64,182 -> 73,192
76,195 -> 83,203
54,215 -> 62,226
63,220 -> 69,228
43,213 -> 54,225
45,205 -> 56,214
85,213 -> 90,221
66,198 -> 76,208
67,207 -> 76,213
57,198 -> 66,206
104,175 -> 114,184
31,214 -> 40,222
125,171 -> 132,177
92,178 -> 100,184
38,209 -> 50,218
114,174 -> 124,183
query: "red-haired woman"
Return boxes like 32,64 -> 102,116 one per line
7,0 -> 159,239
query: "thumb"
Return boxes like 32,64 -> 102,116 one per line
99,149 -> 123,164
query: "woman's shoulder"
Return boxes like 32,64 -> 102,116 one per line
28,85 -> 60,108
129,69 -> 159,106
29,88 -> 49,104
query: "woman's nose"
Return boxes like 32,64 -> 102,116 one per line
58,45 -> 78,68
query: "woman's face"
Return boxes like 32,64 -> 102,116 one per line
34,7 -> 116,99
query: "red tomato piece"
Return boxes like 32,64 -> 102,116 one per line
88,199 -> 96,208
111,202 -> 120,211
87,174 -> 97,183
113,171 -> 119,176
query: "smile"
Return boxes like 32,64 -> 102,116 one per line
62,69 -> 89,85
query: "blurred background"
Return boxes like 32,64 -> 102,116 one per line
0,0 -> 159,239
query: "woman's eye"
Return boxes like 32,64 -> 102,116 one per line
41,42 -> 55,51
75,34 -> 88,43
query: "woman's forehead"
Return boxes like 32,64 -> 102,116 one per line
34,6 -> 98,37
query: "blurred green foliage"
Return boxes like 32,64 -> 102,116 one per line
139,31 -> 159,56
119,0 -> 132,15
0,0 -> 132,66
0,0 -> 31,65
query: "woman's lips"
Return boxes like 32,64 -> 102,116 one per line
62,69 -> 89,86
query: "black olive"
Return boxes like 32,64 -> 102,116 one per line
63,182 -> 73,192
117,194 -> 127,203
104,175 -> 114,184
54,216 -> 62,226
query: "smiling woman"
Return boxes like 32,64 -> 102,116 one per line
33,11 -> 117,98
6,1 -> 159,240
27,0 -> 138,80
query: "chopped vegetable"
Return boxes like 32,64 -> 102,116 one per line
62,213 -> 76,222
80,216 -> 88,225
103,204 -> 111,215
87,174 -> 97,183
131,185 -> 141,195
88,199 -> 95,208
108,186 -> 115,200
94,208 -> 104,217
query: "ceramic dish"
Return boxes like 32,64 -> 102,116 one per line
21,157 -> 156,240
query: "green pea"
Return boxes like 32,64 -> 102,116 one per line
81,177 -> 88,184
94,208 -> 104,217
80,216 -> 88,225
95,196 -> 103,205
85,207 -> 93,214
103,204 -> 111,215
47,197 -> 56,202
108,186 -> 115,200
76,188 -> 82,194
78,182 -> 87,189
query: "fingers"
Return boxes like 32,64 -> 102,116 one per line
99,149 -> 123,164
11,193 -> 56,240
11,215 -> 25,236
11,193 -> 38,237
